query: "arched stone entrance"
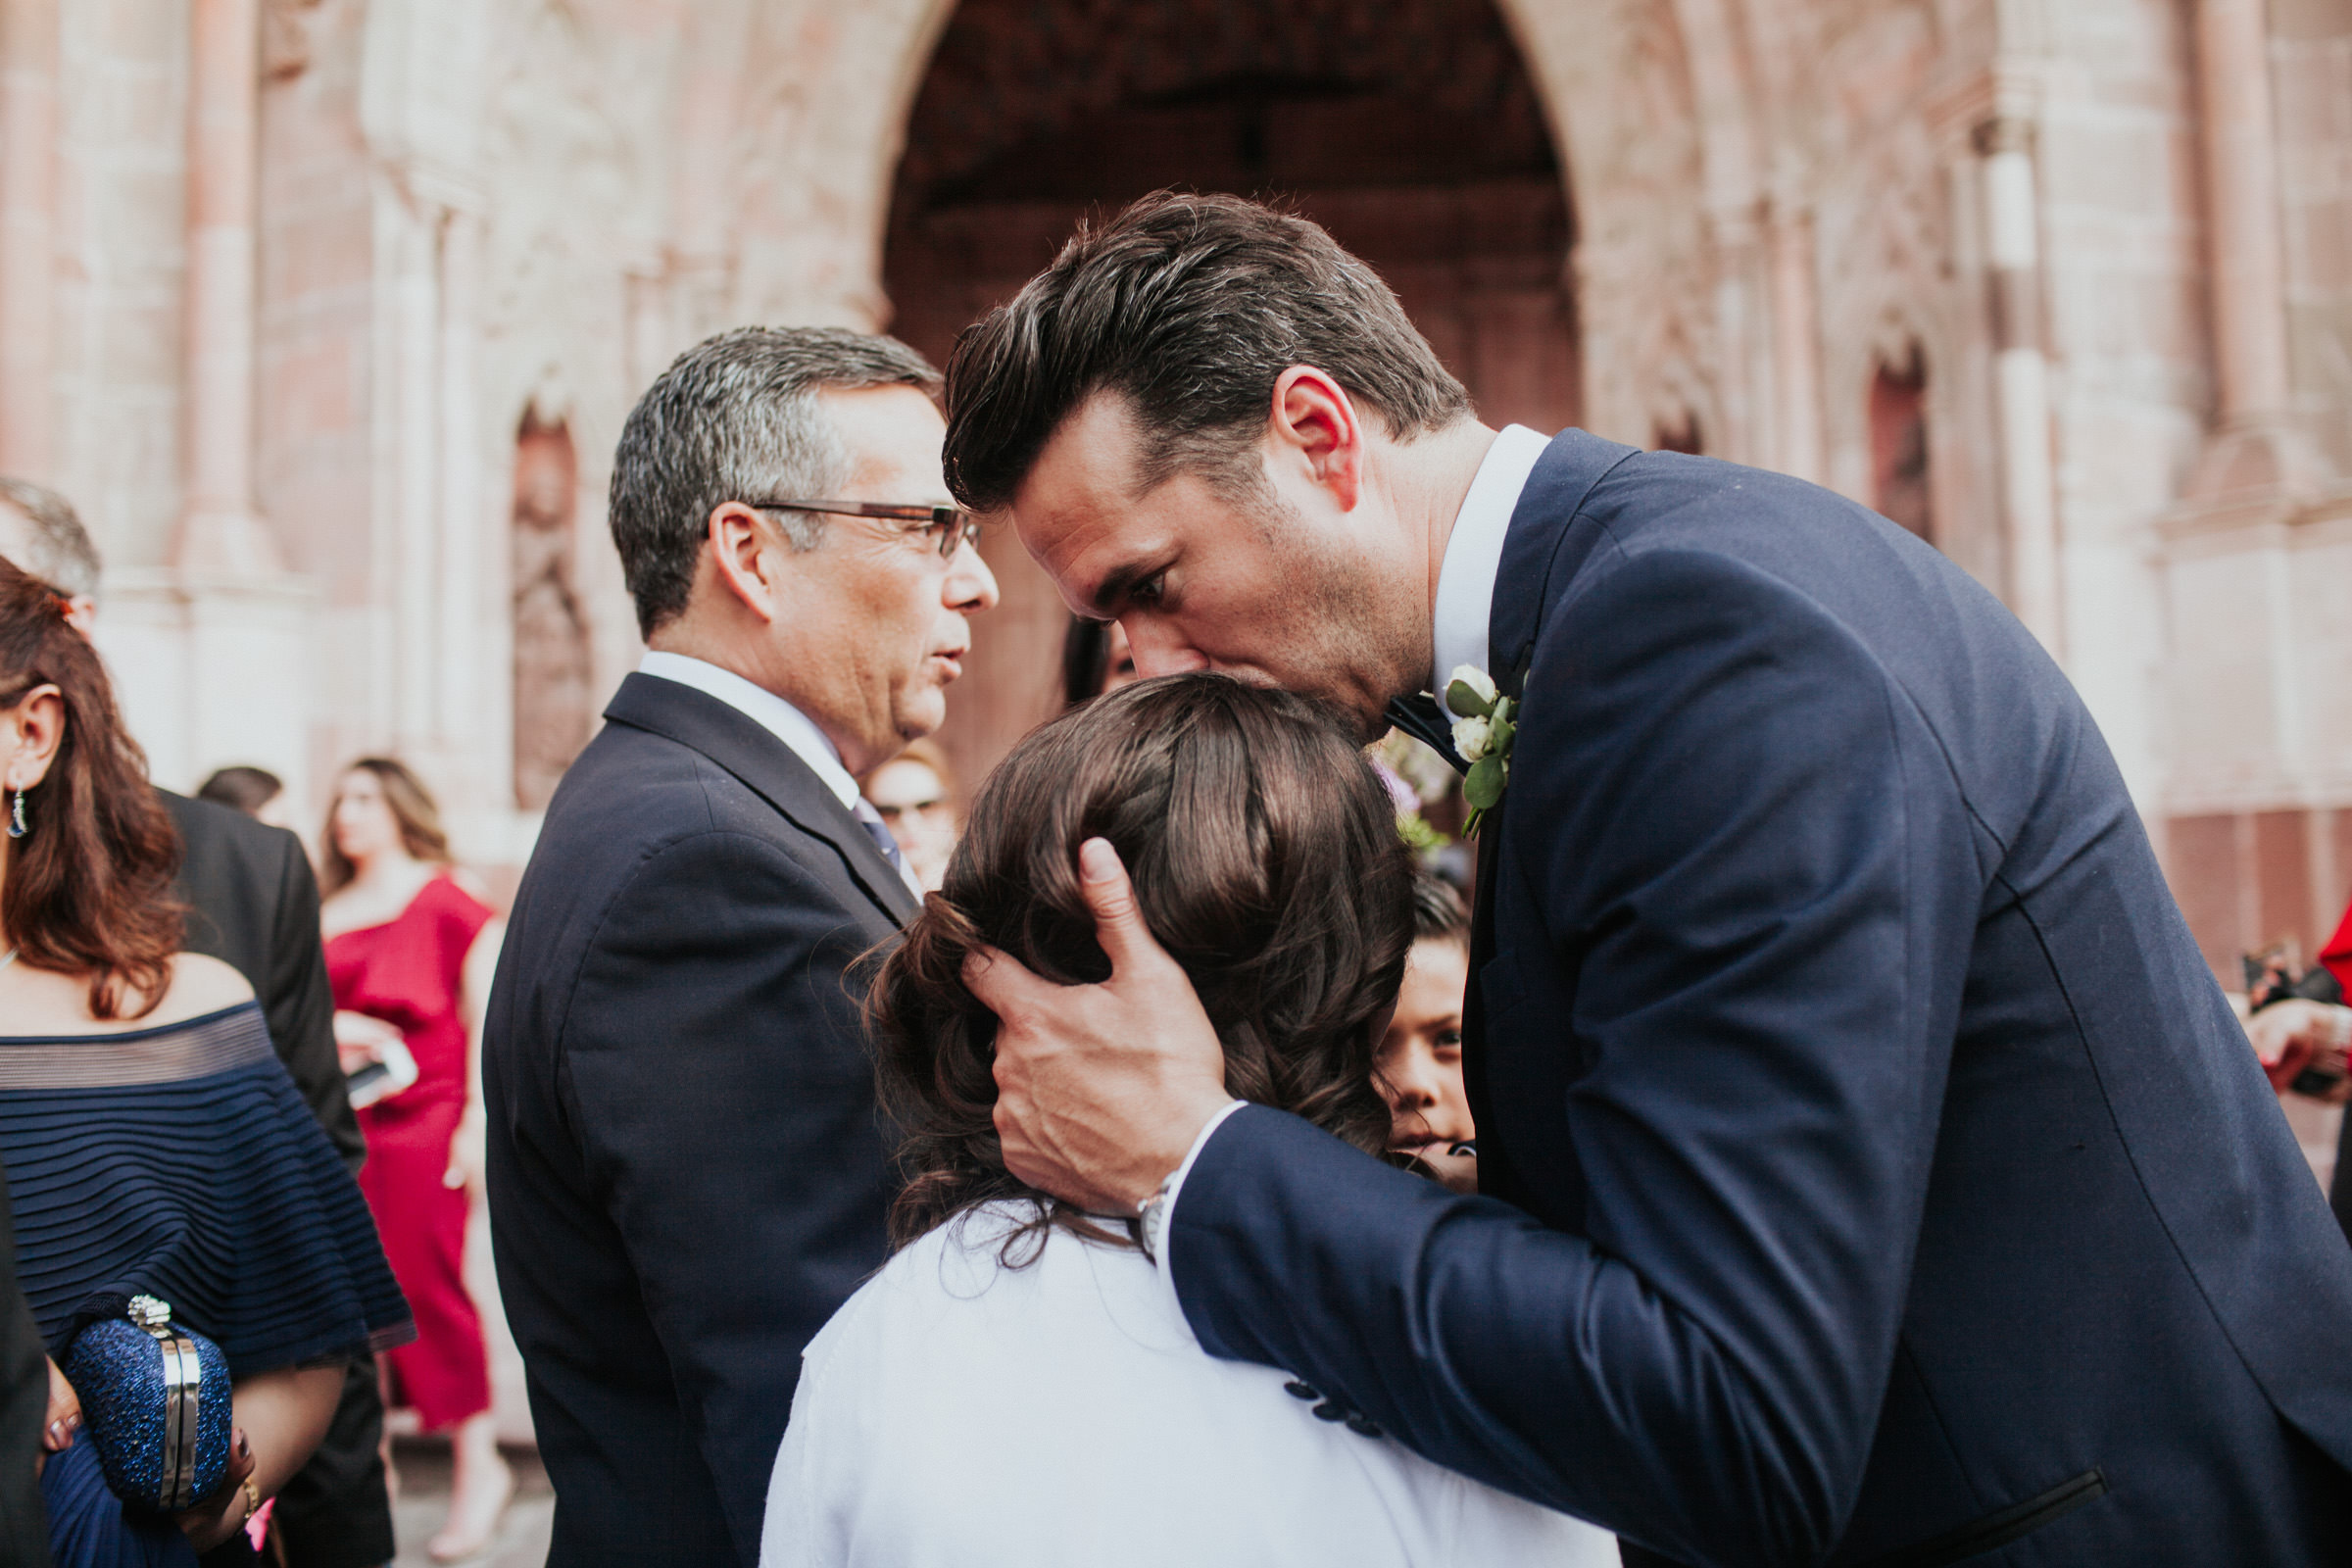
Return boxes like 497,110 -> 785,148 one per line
880,0 -> 1580,784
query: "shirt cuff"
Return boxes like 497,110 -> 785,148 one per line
1150,1099 -> 1249,1310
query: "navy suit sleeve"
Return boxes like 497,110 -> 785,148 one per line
1169,549 -> 1984,1567
559,829 -> 892,1566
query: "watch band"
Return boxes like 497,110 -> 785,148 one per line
1137,1172 -> 1177,1263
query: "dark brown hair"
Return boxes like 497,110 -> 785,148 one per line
870,672 -> 1417,1253
0,556 -> 182,1017
942,192 -> 1472,514
1409,866 -> 1471,949
320,757 -> 451,896
196,764 -> 283,816
1058,615 -> 1111,710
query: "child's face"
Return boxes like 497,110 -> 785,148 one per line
1376,936 -> 1476,1156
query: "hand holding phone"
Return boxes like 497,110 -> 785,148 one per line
335,1010 -> 418,1108
2246,999 -> 2352,1102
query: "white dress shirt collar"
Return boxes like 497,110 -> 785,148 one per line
636,650 -> 859,810
1430,424 -> 1551,694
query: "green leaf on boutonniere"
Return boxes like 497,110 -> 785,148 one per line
1446,678 -> 1495,720
1486,716 -> 1514,755
1464,754 -> 1506,810
1396,809 -> 1448,851
1491,695 -> 1514,726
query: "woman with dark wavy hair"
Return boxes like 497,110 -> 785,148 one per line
760,673 -> 1612,1568
0,556 -> 411,1565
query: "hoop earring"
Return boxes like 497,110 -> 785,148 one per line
6,788 -> 24,840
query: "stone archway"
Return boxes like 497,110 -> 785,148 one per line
881,0 -> 1582,784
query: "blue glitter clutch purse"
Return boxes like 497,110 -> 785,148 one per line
62,1294 -> 232,1513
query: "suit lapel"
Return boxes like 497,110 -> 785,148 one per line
602,673 -> 921,928
1463,429 -> 1642,1214
1484,428 -> 1640,700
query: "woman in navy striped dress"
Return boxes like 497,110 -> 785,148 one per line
0,556 -> 411,1565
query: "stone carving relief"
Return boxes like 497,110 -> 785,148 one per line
511,408 -> 593,810
1870,344 -> 1934,540
263,0 -> 328,80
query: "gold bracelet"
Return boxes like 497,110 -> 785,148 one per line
241,1477 -> 262,1523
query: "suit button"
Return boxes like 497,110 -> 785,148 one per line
1311,1401 -> 1347,1422
1283,1380 -> 1319,1401
1346,1413 -> 1384,1438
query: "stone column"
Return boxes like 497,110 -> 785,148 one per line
175,0 -> 278,573
130,0 -> 313,801
1974,114 -> 2062,654
2186,0 -> 2324,498
1767,204 -> 1824,484
0,0 -> 56,477
1706,205 -> 1768,468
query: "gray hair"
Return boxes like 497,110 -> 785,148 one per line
0,478 -> 102,598
609,326 -> 941,637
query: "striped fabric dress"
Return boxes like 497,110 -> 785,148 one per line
0,1001 -> 412,1566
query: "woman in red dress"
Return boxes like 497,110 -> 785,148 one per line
320,758 -> 512,1561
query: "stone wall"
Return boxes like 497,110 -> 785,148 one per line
0,0 -> 2341,984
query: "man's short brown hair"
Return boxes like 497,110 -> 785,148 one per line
942,193 -> 1471,514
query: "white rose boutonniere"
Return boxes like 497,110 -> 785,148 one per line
1444,662 -> 1515,838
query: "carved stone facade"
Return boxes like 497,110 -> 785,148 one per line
0,0 -> 2344,978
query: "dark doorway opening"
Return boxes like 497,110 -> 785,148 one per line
885,0 -> 1579,782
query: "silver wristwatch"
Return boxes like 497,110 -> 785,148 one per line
1137,1172 -> 1177,1263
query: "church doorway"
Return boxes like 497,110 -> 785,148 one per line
883,0 -> 1579,783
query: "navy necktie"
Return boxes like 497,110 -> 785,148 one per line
852,798 -> 919,898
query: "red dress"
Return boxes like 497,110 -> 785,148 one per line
326,871 -> 495,1430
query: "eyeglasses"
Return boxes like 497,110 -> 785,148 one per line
749,499 -> 983,561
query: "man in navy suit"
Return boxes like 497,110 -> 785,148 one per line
485,327 -> 998,1566
943,193 -> 2352,1565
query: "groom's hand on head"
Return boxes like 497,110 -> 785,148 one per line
963,837 -> 1234,1215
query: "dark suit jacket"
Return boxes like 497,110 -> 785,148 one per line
484,673 -> 916,1567
1170,432 -> 2352,1566
164,790 -> 361,1173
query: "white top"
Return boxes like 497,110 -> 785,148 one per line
638,650 -> 922,899
761,1201 -> 1616,1568
1429,422 -> 1551,694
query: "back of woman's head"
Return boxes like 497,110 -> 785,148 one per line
872,672 -> 1416,1249
0,556 -> 180,1017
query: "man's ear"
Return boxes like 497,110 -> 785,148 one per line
1269,367 -> 1364,513
704,503 -> 781,623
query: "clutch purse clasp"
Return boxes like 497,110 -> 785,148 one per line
127,1295 -> 204,1511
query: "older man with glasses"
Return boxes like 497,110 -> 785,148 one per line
483,326 -> 997,1568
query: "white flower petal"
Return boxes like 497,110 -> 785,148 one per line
1451,714 -> 1493,761
1448,664 -> 1498,705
